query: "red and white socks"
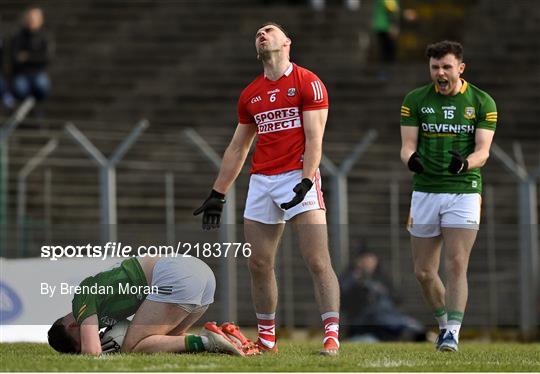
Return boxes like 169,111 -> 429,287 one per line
322,311 -> 340,351
256,312 -> 276,349
255,311 -> 340,352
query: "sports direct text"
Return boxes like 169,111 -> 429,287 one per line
40,241 -> 252,261
255,107 -> 301,134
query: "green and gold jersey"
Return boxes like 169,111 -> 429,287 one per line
400,79 -> 497,193
72,258 -> 149,328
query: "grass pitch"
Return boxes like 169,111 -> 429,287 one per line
1,342 -> 539,372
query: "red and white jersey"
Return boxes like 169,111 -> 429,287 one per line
237,63 -> 329,175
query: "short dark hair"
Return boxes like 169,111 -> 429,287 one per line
48,317 -> 78,354
257,22 -> 290,38
426,40 -> 464,61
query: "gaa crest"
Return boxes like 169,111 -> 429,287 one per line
287,88 -> 296,97
464,106 -> 475,119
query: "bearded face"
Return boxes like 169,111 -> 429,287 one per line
255,24 -> 290,60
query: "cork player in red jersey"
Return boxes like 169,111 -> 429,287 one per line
194,22 -> 340,356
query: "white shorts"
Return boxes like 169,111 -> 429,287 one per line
407,191 -> 481,238
146,256 -> 215,307
244,169 -> 326,224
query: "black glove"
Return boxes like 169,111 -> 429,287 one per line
407,152 -> 424,173
280,178 -> 313,210
448,150 -> 469,174
99,326 -> 111,341
101,336 -> 122,354
193,189 -> 226,230
99,320 -> 130,354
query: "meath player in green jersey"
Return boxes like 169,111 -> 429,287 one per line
400,41 -> 497,352
47,256 -> 246,356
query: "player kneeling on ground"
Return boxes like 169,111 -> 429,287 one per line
47,256 -> 254,356
101,320 -> 259,356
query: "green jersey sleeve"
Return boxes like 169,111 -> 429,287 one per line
70,258 -> 148,328
400,91 -> 418,127
476,92 -> 497,131
72,276 -> 98,324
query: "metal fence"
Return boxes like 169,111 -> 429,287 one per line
1,108 -> 538,338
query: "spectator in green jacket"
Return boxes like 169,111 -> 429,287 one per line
372,0 -> 400,62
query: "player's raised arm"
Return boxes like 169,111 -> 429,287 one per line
302,108 -> 328,180
463,128 -> 495,169
280,108 -> 327,210
400,126 -> 424,173
79,315 -> 102,356
448,102 -> 497,174
214,123 -> 257,193
400,93 -> 424,173
400,125 -> 418,164
194,122 -> 256,230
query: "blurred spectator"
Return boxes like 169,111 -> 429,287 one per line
310,0 -> 360,11
262,0 -> 306,5
340,249 -> 426,342
1,23 -> 15,109
10,7 -> 52,102
372,0 -> 400,63
261,0 -> 361,12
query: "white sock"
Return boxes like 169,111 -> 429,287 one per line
434,309 -> 447,330
436,315 -> 448,330
446,323 -> 461,342
200,335 -> 209,349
